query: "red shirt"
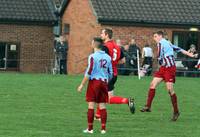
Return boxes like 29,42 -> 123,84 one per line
104,40 -> 121,76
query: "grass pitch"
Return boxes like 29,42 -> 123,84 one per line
0,73 -> 200,137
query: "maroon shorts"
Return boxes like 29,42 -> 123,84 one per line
154,66 -> 176,83
86,79 -> 108,103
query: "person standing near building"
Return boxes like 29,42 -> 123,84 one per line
77,37 -> 113,134
140,31 -> 197,121
142,44 -> 154,75
186,44 -> 197,71
129,38 -> 141,75
55,36 -> 68,74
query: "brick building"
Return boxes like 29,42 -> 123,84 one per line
0,0 -> 56,73
61,0 -> 200,74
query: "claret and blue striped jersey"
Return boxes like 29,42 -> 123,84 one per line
157,38 -> 183,67
85,50 -> 113,82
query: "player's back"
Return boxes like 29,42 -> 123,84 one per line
160,39 -> 174,57
88,51 -> 112,81
159,39 -> 177,67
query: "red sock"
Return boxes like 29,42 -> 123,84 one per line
109,96 -> 128,104
146,88 -> 155,108
170,93 -> 179,113
95,105 -> 101,118
87,109 -> 94,130
100,109 -> 107,130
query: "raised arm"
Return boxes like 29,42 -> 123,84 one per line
181,50 -> 197,58
171,44 -> 198,58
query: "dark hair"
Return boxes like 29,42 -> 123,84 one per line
93,37 -> 104,49
153,31 -> 164,37
103,28 -> 113,39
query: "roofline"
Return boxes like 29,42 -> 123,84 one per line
98,19 -> 200,28
0,19 -> 56,26
47,0 -> 58,20
60,0 -> 70,16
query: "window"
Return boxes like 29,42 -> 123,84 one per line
172,31 -> 200,58
63,24 -> 70,35
0,42 -> 20,70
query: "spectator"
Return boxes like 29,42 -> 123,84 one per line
116,39 -> 122,47
188,44 -> 197,54
55,36 -> 68,74
186,44 -> 197,71
128,38 -> 141,75
118,43 -> 134,75
142,44 -> 154,75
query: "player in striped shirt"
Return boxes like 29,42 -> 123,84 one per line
140,31 -> 197,121
77,37 -> 113,134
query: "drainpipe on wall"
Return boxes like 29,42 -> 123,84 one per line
52,3 -> 62,74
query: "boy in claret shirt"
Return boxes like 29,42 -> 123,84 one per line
77,37 -> 113,134
141,31 -> 197,121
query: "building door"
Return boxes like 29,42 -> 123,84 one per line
0,43 -> 6,69
0,42 -> 19,71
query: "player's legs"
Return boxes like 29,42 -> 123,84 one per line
108,76 -> 129,104
108,76 -> 135,113
83,102 -> 95,133
95,76 -> 135,118
141,77 -> 163,112
99,103 -> 107,133
166,82 -> 180,121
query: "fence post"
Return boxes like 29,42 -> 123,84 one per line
137,49 -> 141,80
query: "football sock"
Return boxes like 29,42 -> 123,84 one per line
87,109 -> 94,131
170,93 -> 179,113
95,105 -> 101,118
109,96 -> 128,104
146,88 -> 155,108
100,109 -> 107,130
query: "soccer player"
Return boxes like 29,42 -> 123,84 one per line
77,37 -> 113,134
140,31 -> 197,121
95,28 -> 135,120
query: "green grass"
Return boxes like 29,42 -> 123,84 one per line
0,73 -> 200,137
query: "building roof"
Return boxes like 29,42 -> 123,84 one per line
90,0 -> 200,27
0,0 -> 57,25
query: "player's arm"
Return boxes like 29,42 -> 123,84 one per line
108,57 -> 113,80
157,43 -> 163,65
118,57 -> 125,64
77,56 -> 93,92
118,48 -> 126,64
171,44 -> 198,58
181,50 -> 198,58
77,76 -> 89,92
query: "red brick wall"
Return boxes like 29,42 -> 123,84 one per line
62,0 -> 190,74
0,24 -> 54,73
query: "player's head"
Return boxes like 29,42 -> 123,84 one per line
92,37 -> 103,49
153,31 -> 164,43
101,28 -> 113,41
